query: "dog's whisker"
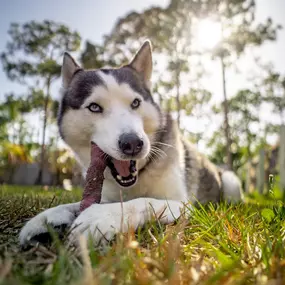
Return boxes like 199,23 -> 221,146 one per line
150,151 -> 166,161
151,146 -> 167,158
148,148 -> 166,162
148,152 -> 160,164
152,141 -> 174,148
151,148 -> 165,158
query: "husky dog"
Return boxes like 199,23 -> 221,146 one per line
19,41 -> 242,246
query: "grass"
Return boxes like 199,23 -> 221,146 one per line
1,183 -> 285,284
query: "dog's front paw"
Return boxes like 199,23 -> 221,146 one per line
69,202 -> 138,245
69,198 -> 183,246
19,202 -> 80,247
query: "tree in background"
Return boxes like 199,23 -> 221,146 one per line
103,3 -> 196,128
102,0 -> 281,164
209,0 -> 281,169
262,68 -> 285,125
80,41 -> 111,69
229,89 -> 262,159
1,20 -> 81,183
0,93 -> 34,144
209,89 -> 261,171
0,94 -> 40,182
167,87 -> 212,143
0,3 -> 283,187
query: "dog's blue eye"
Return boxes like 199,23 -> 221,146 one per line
131,98 -> 141,109
87,103 -> 103,113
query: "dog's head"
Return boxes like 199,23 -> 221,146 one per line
58,41 -> 162,188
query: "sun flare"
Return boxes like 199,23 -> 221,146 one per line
196,19 -> 222,49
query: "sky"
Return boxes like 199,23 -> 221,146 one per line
0,0 -> 285,149
0,0 -> 168,100
0,0 -> 284,100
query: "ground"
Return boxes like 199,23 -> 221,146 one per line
1,184 -> 285,285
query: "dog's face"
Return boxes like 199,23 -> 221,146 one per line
59,41 -> 161,188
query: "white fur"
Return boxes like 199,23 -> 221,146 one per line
87,72 -> 150,161
19,202 -> 80,246
19,43 -> 242,247
19,45 -> 186,247
19,199 -> 183,246
221,171 -> 243,202
61,71 -> 160,169
69,198 -> 182,245
100,153 -> 188,203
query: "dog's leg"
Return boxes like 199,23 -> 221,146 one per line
19,202 -> 80,247
221,171 -> 244,202
69,198 -> 184,245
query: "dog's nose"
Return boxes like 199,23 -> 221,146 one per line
119,133 -> 144,156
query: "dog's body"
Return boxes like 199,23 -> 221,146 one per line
19,41 -> 242,246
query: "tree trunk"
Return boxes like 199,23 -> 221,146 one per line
36,77 -> 51,185
157,92 -> 163,109
18,118 -> 24,145
246,131 -> 252,158
280,108 -> 285,126
54,134 -> 60,186
175,70 -> 181,129
221,56 -> 233,170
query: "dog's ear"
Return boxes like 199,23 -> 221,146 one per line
61,52 -> 81,88
129,40 -> 153,88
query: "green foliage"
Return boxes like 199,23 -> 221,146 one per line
1,20 -> 80,83
208,134 -> 247,171
209,88 -> 266,170
0,93 -> 36,145
262,67 -> 285,124
101,0 -> 281,153
0,3 -> 283,183
2,186 -> 285,284
261,208 -> 275,223
229,89 -> 262,155
80,41 -> 115,69
1,20 -> 81,182
103,1 -> 198,128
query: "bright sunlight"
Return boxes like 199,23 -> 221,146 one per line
196,19 -> 222,49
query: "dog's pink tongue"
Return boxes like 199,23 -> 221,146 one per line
113,159 -> 131,177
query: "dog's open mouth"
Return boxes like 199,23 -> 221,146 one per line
90,142 -> 138,188
107,158 -> 138,187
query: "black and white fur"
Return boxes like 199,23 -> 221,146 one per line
19,41 -> 242,246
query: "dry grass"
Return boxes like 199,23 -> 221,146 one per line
1,184 -> 285,284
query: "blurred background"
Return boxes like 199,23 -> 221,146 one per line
0,0 -> 284,192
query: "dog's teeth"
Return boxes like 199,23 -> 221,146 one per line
117,175 -> 122,181
119,176 -> 136,185
131,171 -> 137,177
